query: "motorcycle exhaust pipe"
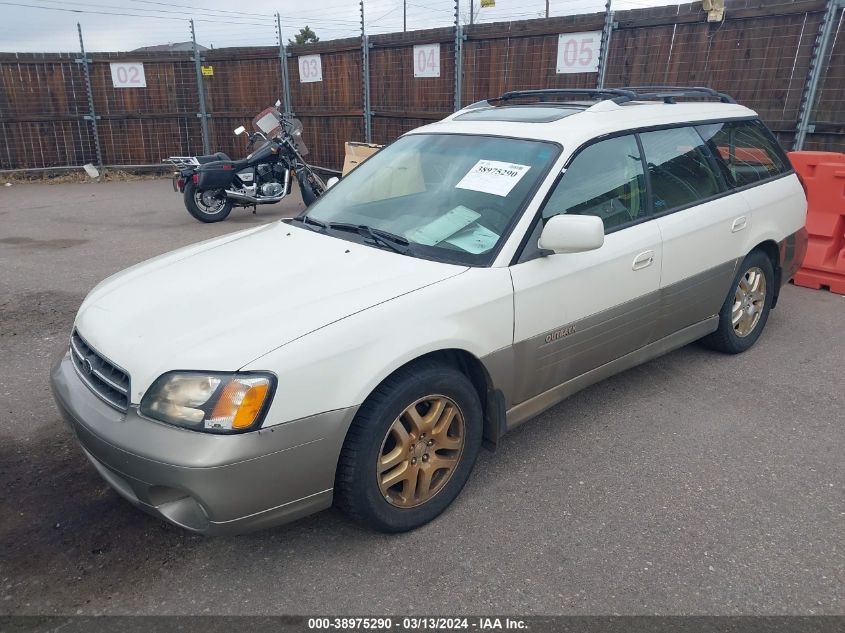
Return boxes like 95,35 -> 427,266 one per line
224,190 -> 287,205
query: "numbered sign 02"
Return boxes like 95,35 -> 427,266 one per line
110,63 -> 146,88
555,31 -> 601,74
298,55 -> 323,83
413,44 -> 440,78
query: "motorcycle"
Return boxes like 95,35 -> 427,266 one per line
164,102 -> 334,223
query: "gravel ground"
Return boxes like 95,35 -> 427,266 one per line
0,180 -> 842,616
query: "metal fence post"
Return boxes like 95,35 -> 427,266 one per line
596,0 -> 615,89
76,23 -> 103,168
793,0 -> 839,150
276,13 -> 293,115
361,0 -> 372,143
454,0 -> 463,112
190,19 -> 211,154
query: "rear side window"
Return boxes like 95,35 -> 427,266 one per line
639,126 -> 725,214
697,120 -> 790,187
542,134 -> 646,232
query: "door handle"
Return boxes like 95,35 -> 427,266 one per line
632,250 -> 655,271
731,216 -> 748,232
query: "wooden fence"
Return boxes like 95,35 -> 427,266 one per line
1,0 -> 842,172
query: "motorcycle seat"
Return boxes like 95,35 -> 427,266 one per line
196,152 -> 231,164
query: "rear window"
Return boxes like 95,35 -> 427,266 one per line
696,120 -> 790,187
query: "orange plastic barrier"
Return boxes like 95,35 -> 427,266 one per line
787,151 -> 845,294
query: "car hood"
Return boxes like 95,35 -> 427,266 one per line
75,222 -> 467,402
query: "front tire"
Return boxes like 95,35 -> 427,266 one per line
701,250 -> 774,354
183,181 -> 232,223
334,360 -> 482,532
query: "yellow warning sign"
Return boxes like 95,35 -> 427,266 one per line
201,65 -> 214,76
480,0 -> 495,7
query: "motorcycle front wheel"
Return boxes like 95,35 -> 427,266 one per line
183,181 -> 233,223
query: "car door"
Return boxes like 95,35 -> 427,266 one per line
699,119 -> 802,254
640,125 -> 752,340
508,133 -> 662,408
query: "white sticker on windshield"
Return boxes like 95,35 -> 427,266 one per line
455,160 -> 531,197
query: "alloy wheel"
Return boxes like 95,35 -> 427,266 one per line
732,266 -> 767,337
377,395 -> 465,508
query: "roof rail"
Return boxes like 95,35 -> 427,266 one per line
613,86 -> 736,104
495,88 -> 638,102
464,86 -> 736,109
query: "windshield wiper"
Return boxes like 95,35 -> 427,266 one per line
290,214 -> 328,232
327,222 -> 411,255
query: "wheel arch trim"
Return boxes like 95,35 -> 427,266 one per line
359,347 -> 508,452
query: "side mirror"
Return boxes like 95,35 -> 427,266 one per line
538,214 -> 604,254
275,99 -> 282,108
234,126 -> 246,136
326,176 -> 339,189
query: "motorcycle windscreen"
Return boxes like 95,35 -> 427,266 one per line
288,118 -> 309,157
253,108 -> 282,138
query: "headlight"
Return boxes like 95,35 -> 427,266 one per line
139,372 -> 275,433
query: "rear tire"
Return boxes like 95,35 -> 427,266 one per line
701,250 -> 774,354
183,181 -> 232,223
334,360 -> 482,532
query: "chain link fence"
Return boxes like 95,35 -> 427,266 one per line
1,0 -> 843,173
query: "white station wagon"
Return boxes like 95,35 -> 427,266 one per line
51,87 -> 807,534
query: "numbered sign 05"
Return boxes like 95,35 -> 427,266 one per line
556,31 -> 601,74
298,55 -> 323,83
413,44 -> 440,78
110,63 -> 146,88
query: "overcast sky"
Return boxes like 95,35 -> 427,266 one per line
0,0 -> 676,53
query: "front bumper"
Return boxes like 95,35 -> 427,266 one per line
50,351 -> 357,535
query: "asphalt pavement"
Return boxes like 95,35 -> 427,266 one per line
0,179 -> 842,616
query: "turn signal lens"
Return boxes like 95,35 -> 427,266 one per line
235,384 -> 270,428
208,379 -> 270,430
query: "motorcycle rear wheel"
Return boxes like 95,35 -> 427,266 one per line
184,181 -> 233,223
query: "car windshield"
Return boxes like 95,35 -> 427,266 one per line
303,134 -> 560,265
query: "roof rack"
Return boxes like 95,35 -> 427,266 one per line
613,86 -> 736,104
493,88 -> 638,103
464,86 -> 736,109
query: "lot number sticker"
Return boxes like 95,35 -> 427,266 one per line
298,55 -> 323,83
556,31 -> 601,74
110,63 -> 146,88
413,43 -> 440,78
456,160 -> 531,197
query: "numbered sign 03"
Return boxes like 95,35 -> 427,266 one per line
110,63 -> 146,88
413,44 -> 440,78
298,54 -> 323,83
556,31 -> 601,74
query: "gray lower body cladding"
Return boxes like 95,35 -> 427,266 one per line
485,259 -> 739,415
778,227 -> 808,289
50,352 -> 357,535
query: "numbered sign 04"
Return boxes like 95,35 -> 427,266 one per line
413,44 -> 440,78
556,31 -> 601,74
110,63 -> 146,88
298,54 -> 323,83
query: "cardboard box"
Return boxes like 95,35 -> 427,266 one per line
342,142 -> 382,176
